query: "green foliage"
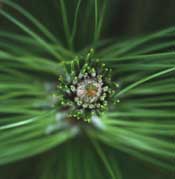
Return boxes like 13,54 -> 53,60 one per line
0,0 -> 175,179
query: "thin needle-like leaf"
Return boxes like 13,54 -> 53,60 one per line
117,67 -> 175,97
59,0 -> 72,50
70,0 -> 82,48
0,9 -> 62,60
1,0 -> 59,44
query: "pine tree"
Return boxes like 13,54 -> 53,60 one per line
0,0 -> 175,179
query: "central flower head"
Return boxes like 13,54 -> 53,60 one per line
56,49 -> 119,121
76,79 -> 102,103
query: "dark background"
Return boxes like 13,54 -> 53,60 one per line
1,0 -> 175,45
108,0 -> 175,37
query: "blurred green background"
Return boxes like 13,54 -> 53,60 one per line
1,0 -> 175,43
0,0 -> 174,179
